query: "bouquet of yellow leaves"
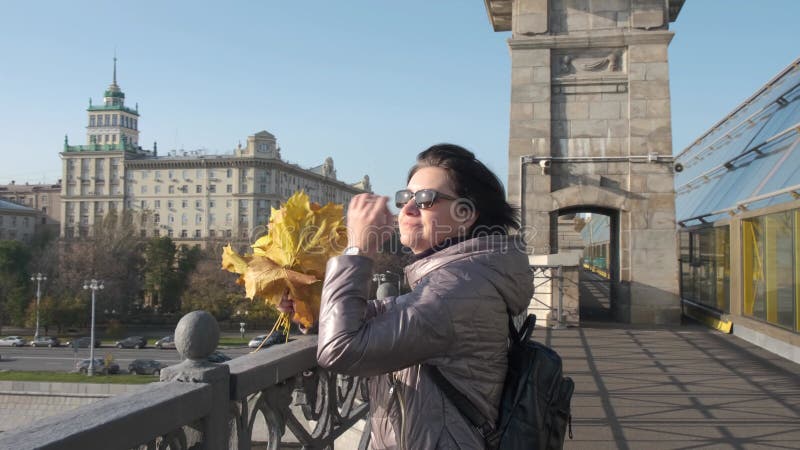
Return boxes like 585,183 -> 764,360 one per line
221,191 -> 347,337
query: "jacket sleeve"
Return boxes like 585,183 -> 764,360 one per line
317,255 -> 455,377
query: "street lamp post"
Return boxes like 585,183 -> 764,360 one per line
83,279 -> 104,376
30,273 -> 47,341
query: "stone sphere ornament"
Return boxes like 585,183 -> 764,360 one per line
174,310 -> 219,360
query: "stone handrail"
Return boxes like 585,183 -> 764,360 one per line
0,311 -> 370,449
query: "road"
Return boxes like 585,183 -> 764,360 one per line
0,345 -> 254,373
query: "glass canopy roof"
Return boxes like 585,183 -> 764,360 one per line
675,59 -> 800,226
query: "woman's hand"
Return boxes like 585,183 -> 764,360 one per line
346,193 -> 395,259
276,289 -> 314,334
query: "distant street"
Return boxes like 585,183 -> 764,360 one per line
0,345 -> 253,373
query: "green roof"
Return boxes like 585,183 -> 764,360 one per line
87,105 -> 139,115
63,142 -> 140,153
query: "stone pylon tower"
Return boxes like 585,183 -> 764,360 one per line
485,0 -> 684,324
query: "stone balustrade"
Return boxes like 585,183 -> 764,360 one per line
0,310 -> 370,449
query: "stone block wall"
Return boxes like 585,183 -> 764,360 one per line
500,0 -> 681,324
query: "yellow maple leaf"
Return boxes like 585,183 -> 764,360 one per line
221,191 -> 347,329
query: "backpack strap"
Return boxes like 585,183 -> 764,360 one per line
424,313 -> 537,441
425,364 -> 496,440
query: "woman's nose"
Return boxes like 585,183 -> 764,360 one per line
400,199 -> 419,216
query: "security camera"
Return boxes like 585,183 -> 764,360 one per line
674,163 -> 684,173
538,159 -> 551,175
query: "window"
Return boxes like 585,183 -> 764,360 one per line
140,229 -> 147,238
196,169 -> 203,179
154,200 -> 160,208
227,168 -> 232,178
181,230 -> 188,238
155,171 -> 161,180
90,116 -> 96,127
112,115 -> 118,126
240,184 -> 248,193
141,186 -> 147,194
227,184 -> 233,193
154,229 -> 160,237
260,184 -> 267,194
169,170 -> 175,180
194,229 -> 201,238
209,200 -> 216,208
155,185 -> 161,194
168,200 -> 174,209
209,229 -> 216,237
169,185 -> 175,194
169,214 -> 174,224
225,213 -> 232,225
209,213 -> 216,225
154,214 -> 160,224
181,214 -> 188,225
195,200 -> 201,209
196,214 -> 202,224
742,210 -> 798,331
208,185 -> 216,193
196,185 -> 202,193
168,229 -> 174,238
104,114 -> 110,126
182,200 -> 188,208
140,200 -> 147,209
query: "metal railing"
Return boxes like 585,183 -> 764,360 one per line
0,311 -> 370,450
530,265 -> 567,329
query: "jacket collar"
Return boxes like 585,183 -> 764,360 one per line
404,234 -> 522,288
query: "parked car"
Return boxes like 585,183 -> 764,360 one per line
75,358 -> 120,375
154,335 -> 176,349
0,336 -> 27,347
30,336 -> 60,347
247,332 -> 287,349
115,336 -> 147,349
67,336 -> 102,348
207,351 -> 231,363
128,359 -> 167,376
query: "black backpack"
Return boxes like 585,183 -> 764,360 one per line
427,314 -> 574,449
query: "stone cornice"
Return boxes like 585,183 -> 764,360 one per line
508,30 -> 674,50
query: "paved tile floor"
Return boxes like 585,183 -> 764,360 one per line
542,320 -> 800,450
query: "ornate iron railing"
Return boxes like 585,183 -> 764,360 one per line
0,311 -> 370,450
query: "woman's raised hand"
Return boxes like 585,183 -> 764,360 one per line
346,193 -> 395,259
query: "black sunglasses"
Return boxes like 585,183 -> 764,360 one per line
395,189 -> 456,209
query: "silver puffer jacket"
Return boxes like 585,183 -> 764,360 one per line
317,235 -> 533,449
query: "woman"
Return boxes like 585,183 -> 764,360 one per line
317,144 -> 533,449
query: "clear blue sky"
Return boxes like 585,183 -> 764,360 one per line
1,1 -> 798,203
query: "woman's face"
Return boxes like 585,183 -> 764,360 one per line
398,166 -> 475,254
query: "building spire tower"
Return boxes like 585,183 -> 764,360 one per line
85,57 -> 140,147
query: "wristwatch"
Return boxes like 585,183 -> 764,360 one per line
343,246 -> 362,256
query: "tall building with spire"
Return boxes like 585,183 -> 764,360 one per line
60,60 -> 371,243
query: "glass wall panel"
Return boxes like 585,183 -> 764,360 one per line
679,226 -> 730,313
742,210 -> 798,331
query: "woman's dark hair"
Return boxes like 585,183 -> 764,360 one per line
408,143 -> 520,236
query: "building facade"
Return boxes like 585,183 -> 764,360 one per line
0,181 -> 61,226
0,199 -> 41,242
60,62 -> 371,244
675,58 -> 800,363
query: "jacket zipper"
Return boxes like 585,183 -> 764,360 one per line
388,373 -> 406,450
